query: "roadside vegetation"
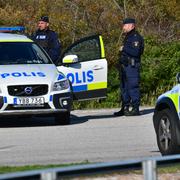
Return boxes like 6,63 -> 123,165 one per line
0,163 -> 180,177
0,0 -> 179,108
0,161 -> 90,174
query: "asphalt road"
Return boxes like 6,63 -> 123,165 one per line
0,107 -> 161,166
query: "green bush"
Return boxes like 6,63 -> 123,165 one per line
0,0 -> 179,108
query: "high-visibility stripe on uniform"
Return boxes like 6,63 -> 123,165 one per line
99,36 -> 105,58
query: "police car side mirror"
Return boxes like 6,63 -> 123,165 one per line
176,73 -> 180,84
62,55 -> 79,64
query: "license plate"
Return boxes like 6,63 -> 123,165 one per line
15,97 -> 45,105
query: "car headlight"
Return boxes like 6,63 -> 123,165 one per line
53,80 -> 70,91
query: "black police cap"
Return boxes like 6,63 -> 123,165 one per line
123,18 -> 135,24
39,16 -> 49,23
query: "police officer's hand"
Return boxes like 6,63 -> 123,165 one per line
119,46 -> 124,52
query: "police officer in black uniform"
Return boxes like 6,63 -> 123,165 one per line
114,18 -> 144,116
31,16 -> 61,64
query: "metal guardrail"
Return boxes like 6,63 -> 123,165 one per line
0,154 -> 180,180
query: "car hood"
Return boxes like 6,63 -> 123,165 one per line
0,64 -> 59,85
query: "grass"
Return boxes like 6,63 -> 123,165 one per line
158,164 -> 180,174
0,163 -> 180,176
0,160 -> 90,174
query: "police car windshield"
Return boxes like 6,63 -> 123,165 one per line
0,42 -> 52,65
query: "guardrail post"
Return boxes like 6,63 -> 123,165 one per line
41,172 -> 57,180
143,160 -> 157,180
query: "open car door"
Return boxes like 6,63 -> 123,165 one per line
57,35 -> 107,101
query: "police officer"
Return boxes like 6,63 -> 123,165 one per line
31,16 -> 61,64
114,18 -> 144,116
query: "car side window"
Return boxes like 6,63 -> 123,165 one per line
64,37 -> 101,62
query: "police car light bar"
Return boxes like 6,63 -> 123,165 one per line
0,26 -> 25,33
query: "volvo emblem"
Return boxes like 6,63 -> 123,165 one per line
24,87 -> 33,94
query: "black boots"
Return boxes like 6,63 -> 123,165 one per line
126,107 -> 140,116
114,106 -> 129,116
114,106 -> 140,116
114,109 -> 124,116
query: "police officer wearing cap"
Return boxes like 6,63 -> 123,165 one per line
114,18 -> 144,116
32,16 -> 61,64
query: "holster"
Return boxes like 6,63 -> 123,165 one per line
120,55 -> 128,66
128,58 -> 135,67
120,55 -> 136,67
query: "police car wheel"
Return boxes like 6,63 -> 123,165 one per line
54,112 -> 70,125
156,109 -> 180,155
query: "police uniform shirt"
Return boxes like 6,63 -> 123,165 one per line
122,29 -> 144,60
32,29 -> 61,63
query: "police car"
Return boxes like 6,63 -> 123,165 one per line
153,73 -> 180,155
0,27 -> 107,125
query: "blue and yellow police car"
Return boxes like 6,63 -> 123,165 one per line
153,73 -> 180,155
0,27 -> 107,125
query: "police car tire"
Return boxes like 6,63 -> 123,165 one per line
55,112 -> 70,125
156,109 -> 180,155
